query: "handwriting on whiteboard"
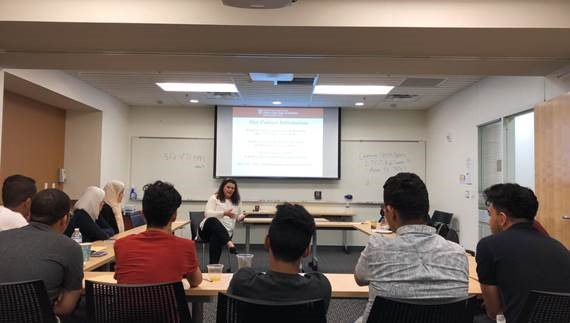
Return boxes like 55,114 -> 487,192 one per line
162,152 -> 206,168
359,152 -> 411,185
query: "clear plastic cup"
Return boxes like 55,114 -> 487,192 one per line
206,264 -> 224,281
80,243 -> 92,263
236,254 -> 254,269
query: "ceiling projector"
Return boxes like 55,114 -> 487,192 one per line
222,0 -> 297,9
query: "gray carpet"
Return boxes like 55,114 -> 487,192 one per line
199,244 -> 367,323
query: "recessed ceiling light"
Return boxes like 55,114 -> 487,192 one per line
272,101 -> 282,105
354,102 -> 365,106
189,99 -> 199,103
156,82 -> 239,93
313,85 -> 394,95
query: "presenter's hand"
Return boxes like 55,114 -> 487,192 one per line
223,209 -> 236,218
237,211 -> 247,222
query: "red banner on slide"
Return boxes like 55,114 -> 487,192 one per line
232,107 -> 323,118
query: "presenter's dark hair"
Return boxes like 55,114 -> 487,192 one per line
2,174 -> 37,208
216,178 -> 240,205
484,183 -> 538,221
268,203 -> 315,262
383,172 -> 429,222
142,181 -> 182,227
30,189 -> 70,225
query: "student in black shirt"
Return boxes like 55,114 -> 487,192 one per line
476,183 -> 570,322
227,203 -> 331,311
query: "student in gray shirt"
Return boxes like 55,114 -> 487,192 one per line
354,173 -> 468,323
0,189 -> 83,319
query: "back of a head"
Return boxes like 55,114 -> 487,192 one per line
30,189 -> 71,225
142,181 -> 181,227
268,203 -> 315,262
104,180 -> 125,203
2,174 -> 37,208
484,183 -> 538,221
383,172 -> 429,222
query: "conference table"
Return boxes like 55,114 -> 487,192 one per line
84,220 -> 190,271
84,271 -> 481,323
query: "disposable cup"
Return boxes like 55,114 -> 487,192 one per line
80,243 -> 92,263
207,264 -> 224,281
236,254 -> 254,269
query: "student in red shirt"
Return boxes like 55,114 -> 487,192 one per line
114,181 -> 202,287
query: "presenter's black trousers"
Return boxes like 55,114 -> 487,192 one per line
199,217 -> 231,264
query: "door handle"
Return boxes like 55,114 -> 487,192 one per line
563,215 -> 570,220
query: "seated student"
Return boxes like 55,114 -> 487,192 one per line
476,183 -> 570,322
98,180 -> 125,234
114,181 -> 202,287
64,186 -> 112,242
0,174 -> 36,231
354,172 -> 468,323
228,203 -> 332,311
0,189 -> 83,318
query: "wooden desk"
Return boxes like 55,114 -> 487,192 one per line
84,271 -> 481,323
83,220 -> 190,272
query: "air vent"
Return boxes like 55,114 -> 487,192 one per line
276,77 -> 316,86
385,94 -> 419,102
206,92 -> 241,100
399,77 -> 446,88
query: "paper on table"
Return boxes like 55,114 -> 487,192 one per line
91,246 -> 107,252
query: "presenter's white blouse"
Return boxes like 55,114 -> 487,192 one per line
201,194 -> 241,235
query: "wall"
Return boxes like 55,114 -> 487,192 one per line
128,106 -> 427,246
1,91 -> 66,194
426,76 -> 570,251
2,69 -> 130,198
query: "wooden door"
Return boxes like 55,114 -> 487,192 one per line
535,92 -> 570,249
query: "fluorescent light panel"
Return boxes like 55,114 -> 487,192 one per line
313,85 -> 394,95
156,82 -> 238,93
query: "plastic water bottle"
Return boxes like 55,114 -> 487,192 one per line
129,187 -> 137,200
71,228 -> 82,244
496,314 -> 506,323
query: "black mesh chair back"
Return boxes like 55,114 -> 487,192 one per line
517,290 -> 570,323
216,292 -> 326,323
85,280 -> 191,323
366,296 -> 475,323
0,280 -> 57,323
431,210 -> 453,225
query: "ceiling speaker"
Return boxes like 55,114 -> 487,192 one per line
222,0 -> 296,9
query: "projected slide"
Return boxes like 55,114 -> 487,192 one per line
231,107 -> 324,177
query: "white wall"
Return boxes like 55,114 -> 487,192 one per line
426,76 -> 569,251
128,106 -> 427,246
2,69 -> 130,198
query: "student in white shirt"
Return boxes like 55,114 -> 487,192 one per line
200,178 -> 246,264
0,174 -> 36,231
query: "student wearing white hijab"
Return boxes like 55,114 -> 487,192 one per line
64,186 -> 110,242
98,180 -> 125,234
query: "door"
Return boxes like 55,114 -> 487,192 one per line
535,92 -> 570,249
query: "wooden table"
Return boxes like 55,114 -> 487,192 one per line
83,220 -> 190,272
84,271 -> 481,323
243,218 -> 364,270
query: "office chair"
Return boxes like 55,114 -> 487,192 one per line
517,290 -> 570,323
366,296 -> 476,323
430,210 -> 453,225
216,292 -> 326,323
0,280 -> 58,323
189,211 -> 232,272
85,280 -> 191,323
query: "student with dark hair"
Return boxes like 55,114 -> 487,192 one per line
354,172 -> 468,323
228,203 -> 331,311
476,183 -> 570,322
114,181 -> 202,287
0,174 -> 37,230
200,178 -> 247,264
0,189 -> 83,318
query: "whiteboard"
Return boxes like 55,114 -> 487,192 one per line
130,137 -> 425,203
